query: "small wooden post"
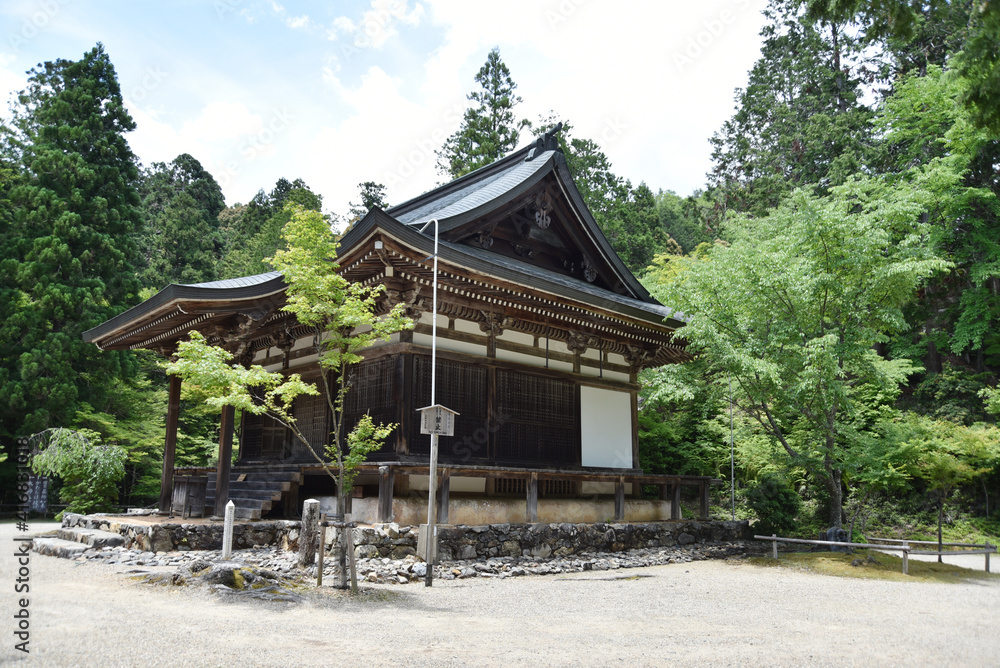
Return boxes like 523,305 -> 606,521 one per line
526,472 -> 538,523
317,513 -> 327,587
437,468 -> 451,525
221,500 -> 235,560
772,534 -> 778,560
158,374 -> 182,513
986,544 -> 992,573
346,513 -> 358,594
699,480 -> 710,519
378,466 -> 394,523
671,484 -> 681,520
902,545 -> 909,575
614,476 -> 625,521
298,499 -> 319,567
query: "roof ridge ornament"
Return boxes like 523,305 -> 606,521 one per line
525,122 -> 564,161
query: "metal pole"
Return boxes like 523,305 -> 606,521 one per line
424,219 -> 439,587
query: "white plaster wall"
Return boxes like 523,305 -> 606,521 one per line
413,332 -> 485,357
495,348 -> 541,367
580,386 -> 633,468
497,329 -> 535,346
407,475 -> 486,494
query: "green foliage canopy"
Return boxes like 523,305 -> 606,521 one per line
653,176 -> 950,526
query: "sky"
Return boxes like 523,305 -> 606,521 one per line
0,0 -> 769,219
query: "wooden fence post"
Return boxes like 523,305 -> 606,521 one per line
317,513 -> 327,587
526,473 -> 538,523
346,513 -> 358,594
298,499 -> 319,567
902,545 -> 909,575
772,534 -> 778,560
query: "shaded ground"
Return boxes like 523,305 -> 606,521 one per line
3,521 -> 998,667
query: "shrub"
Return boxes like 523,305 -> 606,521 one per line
746,473 -> 802,537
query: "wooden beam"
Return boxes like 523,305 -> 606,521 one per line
158,374 -> 182,513
671,484 -> 681,520
615,476 -> 625,521
526,472 -> 538,522
378,465 -> 394,523
213,405 -> 235,518
437,468 -> 451,525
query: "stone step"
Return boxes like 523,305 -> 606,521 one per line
58,527 -> 125,549
31,537 -> 90,559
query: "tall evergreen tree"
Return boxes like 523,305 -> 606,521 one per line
709,1 -> 876,217
138,153 -> 225,288
436,48 -> 531,178
219,178 -> 324,279
0,44 -> 142,438
347,181 -> 389,222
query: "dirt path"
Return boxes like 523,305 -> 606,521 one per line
3,522 -> 998,667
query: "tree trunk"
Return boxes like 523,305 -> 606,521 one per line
937,493 -> 944,564
827,468 -> 843,528
335,511 -> 348,589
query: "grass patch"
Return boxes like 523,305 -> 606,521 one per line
746,549 -> 1000,584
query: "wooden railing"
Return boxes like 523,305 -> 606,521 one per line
755,534 -> 997,574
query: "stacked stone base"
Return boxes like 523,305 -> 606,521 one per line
61,513 -> 750,561
61,513 -> 300,553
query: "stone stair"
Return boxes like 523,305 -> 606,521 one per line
31,526 -> 126,559
205,464 -> 304,520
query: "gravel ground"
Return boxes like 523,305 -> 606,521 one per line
3,521 -> 998,667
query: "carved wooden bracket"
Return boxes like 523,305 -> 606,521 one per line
566,332 -> 600,355
623,344 -> 656,369
384,285 -> 425,319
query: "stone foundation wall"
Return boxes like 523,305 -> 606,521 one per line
63,513 -> 749,560
61,513 -> 300,553
350,520 -> 750,561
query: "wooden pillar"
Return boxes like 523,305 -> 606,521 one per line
158,374 -> 182,513
699,480 -> 710,520
213,405 -> 235,518
437,468 -> 450,525
378,466 -> 394,523
526,472 -> 538,523
614,476 -> 625,521
671,483 -> 681,520
630,389 -> 640,469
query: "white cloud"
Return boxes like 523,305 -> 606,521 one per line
181,101 -> 263,142
328,0 -> 425,49
286,15 -> 310,29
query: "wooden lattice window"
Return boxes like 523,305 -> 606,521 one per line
240,411 -> 287,461
542,479 -> 575,496
343,356 -> 398,455
493,477 -> 526,495
495,369 -> 578,466
409,356 -> 488,462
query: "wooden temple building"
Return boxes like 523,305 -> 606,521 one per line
84,129 -> 719,525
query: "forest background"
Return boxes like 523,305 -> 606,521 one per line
2,0 -> 999,543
